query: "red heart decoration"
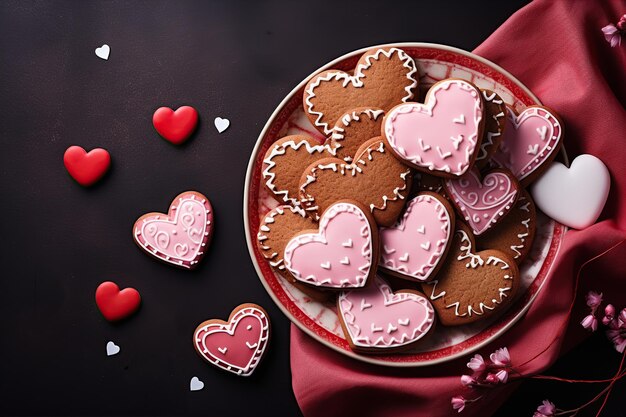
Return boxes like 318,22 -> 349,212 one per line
63,146 -> 111,186
152,106 -> 198,145
95,281 -> 141,322
193,304 -> 270,377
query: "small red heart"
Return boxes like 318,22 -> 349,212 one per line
95,281 -> 141,322
153,106 -> 198,145
63,146 -> 111,187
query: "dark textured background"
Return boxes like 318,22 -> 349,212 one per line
0,1 -> 623,416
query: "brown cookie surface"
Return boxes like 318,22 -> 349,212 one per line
304,47 -> 418,135
299,137 -> 412,227
262,135 -> 336,205
327,107 -> 385,162
474,90 -> 507,169
477,188 -> 536,264
421,223 -> 520,326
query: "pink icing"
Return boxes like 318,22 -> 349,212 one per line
338,276 -> 435,349
134,192 -> 213,269
283,202 -> 372,288
380,194 -> 452,282
446,169 -> 518,235
493,106 -> 563,181
194,306 -> 270,377
384,79 -> 483,176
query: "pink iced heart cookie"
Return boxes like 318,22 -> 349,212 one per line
193,304 -> 270,377
445,168 -> 519,236
380,192 -> 455,282
133,191 -> 213,269
493,106 -> 563,185
283,201 -> 378,289
338,276 -> 435,353
383,79 -> 484,177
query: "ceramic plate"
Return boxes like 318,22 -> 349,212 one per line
244,43 -> 566,367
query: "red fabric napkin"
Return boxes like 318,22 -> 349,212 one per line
290,1 -> 626,416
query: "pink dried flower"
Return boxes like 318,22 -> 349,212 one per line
603,304 -> 616,325
618,14 -> 626,30
460,374 -> 476,387
581,314 -> 598,331
467,354 -> 486,372
451,395 -> 466,413
485,372 -> 500,385
533,400 -> 556,417
602,24 -> 622,47
490,347 -> 511,366
619,308 -> 626,325
495,369 -> 509,383
585,291 -> 603,308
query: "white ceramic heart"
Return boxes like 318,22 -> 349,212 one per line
106,341 -> 120,356
214,117 -> 230,133
531,154 -> 610,229
189,376 -> 204,391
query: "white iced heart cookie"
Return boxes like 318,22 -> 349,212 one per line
531,154 -> 610,230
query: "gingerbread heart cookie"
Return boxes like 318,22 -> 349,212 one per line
493,105 -> 564,186
193,303 -> 270,377
133,191 -> 213,269
474,90 -> 507,169
328,107 -> 385,162
262,135 -> 337,206
283,201 -> 378,289
304,47 -> 418,135
299,137 -> 412,227
383,78 -> 485,178
477,188 -> 536,264
444,168 -> 519,236
257,204 -> 331,301
338,275 -> 435,353
421,223 -> 519,326
380,192 -> 455,282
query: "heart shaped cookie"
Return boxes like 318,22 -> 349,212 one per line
380,192 -> 455,282
63,146 -> 111,187
531,154 -> 610,230
304,47 -> 418,135
152,106 -> 199,145
477,188 -> 536,264
444,168 -> 519,236
193,303 -> 270,377
493,106 -> 563,186
338,276 -> 435,353
383,79 -> 485,177
283,201 -> 378,289
421,223 -> 519,326
328,107 -> 385,162
262,135 -> 337,206
299,137 -> 412,227
474,90 -> 507,169
133,191 -> 213,269
95,281 -> 141,322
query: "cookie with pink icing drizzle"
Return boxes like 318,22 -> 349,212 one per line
193,303 -> 270,377
283,200 -> 378,289
133,191 -> 213,269
304,47 -> 418,135
338,275 -> 435,353
383,78 -> 485,178
444,168 -> 519,236
421,223 -> 520,326
380,192 -> 455,282
493,105 -> 564,186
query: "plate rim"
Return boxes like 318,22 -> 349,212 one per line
243,42 -> 566,367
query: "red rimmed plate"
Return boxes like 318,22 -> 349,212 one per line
243,43 -> 566,367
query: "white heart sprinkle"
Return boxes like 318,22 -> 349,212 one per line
214,117 -> 230,133
106,341 -> 120,356
190,376 -> 204,391
95,44 -> 110,60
